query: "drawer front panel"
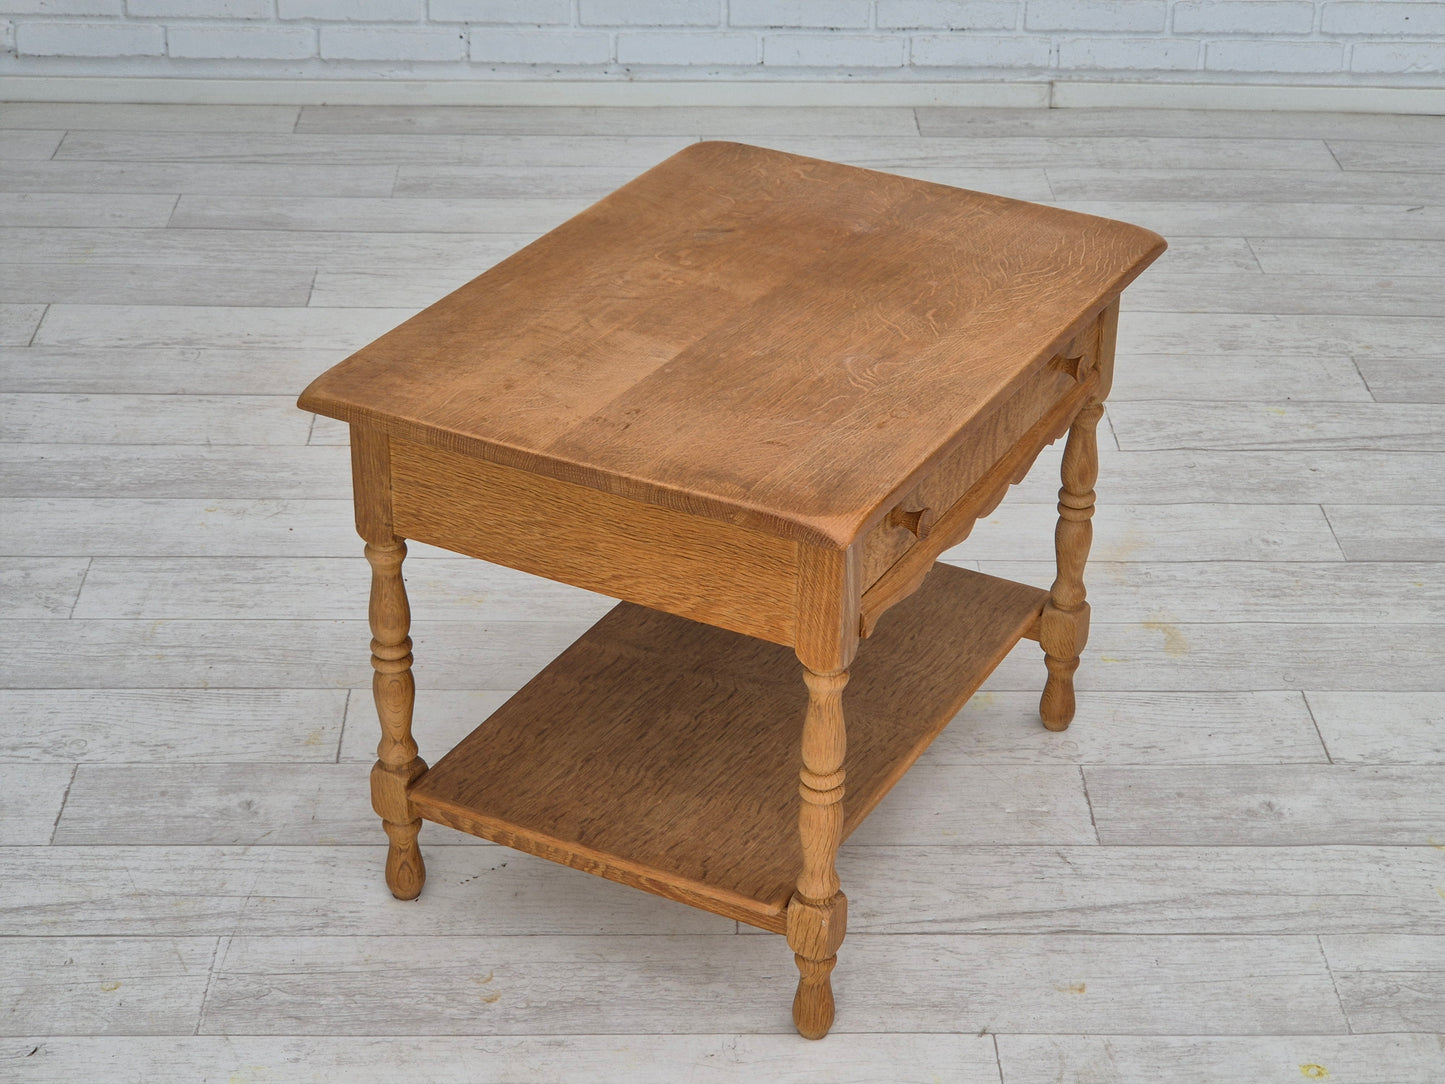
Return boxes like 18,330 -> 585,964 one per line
388,438 -> 799,646
861,361 -> 1082,591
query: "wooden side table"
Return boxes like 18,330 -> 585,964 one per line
297,142 -> 1165,1039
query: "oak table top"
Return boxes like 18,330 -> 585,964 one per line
299,140 -> 1163,549
298,141 -> 1165,1040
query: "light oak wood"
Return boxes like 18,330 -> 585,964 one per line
299,141 -> 1162,549
353,426 -> 427,900
408,565 -> 1046,931
290,141 -> 1165,1038
388,437 -> 798,645
1039,402 -> 1104,731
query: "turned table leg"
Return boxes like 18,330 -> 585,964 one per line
1039,400 -> 1103,731
365,538 -> 428,899
787,665 -> 849,1040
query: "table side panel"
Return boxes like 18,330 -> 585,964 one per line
388,438 -> 798,646
407,563 -> 1049,932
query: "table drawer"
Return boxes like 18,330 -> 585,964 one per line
857,313 -> 1112,635
385,436 -> 800,646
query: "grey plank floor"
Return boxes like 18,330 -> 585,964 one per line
0,102 -> 1441,1083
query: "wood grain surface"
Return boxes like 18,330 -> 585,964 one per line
299,141 -> 1163,547
410,564 -> 1046,931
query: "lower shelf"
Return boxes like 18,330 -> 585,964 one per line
408,562 -> 1048,932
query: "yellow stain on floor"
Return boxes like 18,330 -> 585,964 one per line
1143,620 -> 1190,657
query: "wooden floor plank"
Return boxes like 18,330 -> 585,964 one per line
0,394 -> 312,445
0,845 -> 734,938
0,446 -> 353,499
0,263 -> 314,307
0,160 -> 399,196
1306,692 -> 1445,765
0,556 -> 88,618
0,688 -> 345,763
1047,199 -> 1445,240
1113,353 -> 1369,401
73,556 -> 615,622
1329,140 -> 1445,174
4,619 -> 590,689
1087,766 -> 1445,844
1251,236 -> 1445,276
307,267 -> 480,310
54,132 -> 694,167
958,500 -> 1344,563
1355,356 -> 1445,403
31,304 -> 417,351
0,937 -> 215,1037
978,560 -> 1445,624
3,229 -> 527,272
935,690 -> 1326,765
1110,401 -> 1445,451
0,102 -> 301,132
4,1034 -> 1000,1084
1119,312 -> 1445,358
0,345 -> 349,394
297,105 -> 921,136
1322,935 -> 1445,1033
169,194 -> 589,234
0,192 -> 177,229
752,135 -> 1342,172
1123,273 -> 1445,317
829,844 -> 1443,935
391,163 -> 674,199
996,1034 -> 1444,1084
0,764 -> 74,845
982,622 -> 1445,692
917,107 -> 1445,141
1046,167 -> 1445,203
0,130 -> 63,160
53,763 -> 408,846
0,304 -> 44,346
197,933 -> 1345,1035
1014,447 -> 1445,506
1323,504 -> 1445,561
0,497 -> 363,556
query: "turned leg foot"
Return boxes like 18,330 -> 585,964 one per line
1040,402 -> 1101,732
381,817 -> 426,900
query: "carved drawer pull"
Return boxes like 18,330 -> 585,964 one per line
887,505 -> 934,539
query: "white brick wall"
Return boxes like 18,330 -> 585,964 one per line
0,0 -> 1440,82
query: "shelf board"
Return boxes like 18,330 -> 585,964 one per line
409,563 -> 1047,932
